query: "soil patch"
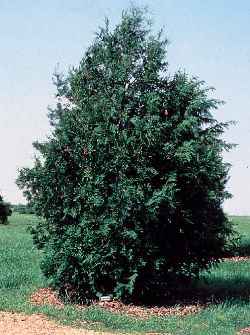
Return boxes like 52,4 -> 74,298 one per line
0,311 -> 111,335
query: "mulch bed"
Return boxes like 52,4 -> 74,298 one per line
94,300 -> 203,318
238,328 -> 250,334
29,255 -> 250,322
222,256 -> 250,262
30,288 -> 204,318
30,288 -> 64,309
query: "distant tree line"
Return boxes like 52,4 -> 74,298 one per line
12,203 -> 35,214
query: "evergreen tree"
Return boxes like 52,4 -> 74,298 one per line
17,7 -> 235,302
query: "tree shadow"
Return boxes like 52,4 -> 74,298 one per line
189,277 -> 250,303
235,240 -> 250,256
135,269 -> 250,307
162,273 -> 250,307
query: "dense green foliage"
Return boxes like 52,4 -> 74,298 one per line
17,8 -> 235,302
0,195 -> 12,224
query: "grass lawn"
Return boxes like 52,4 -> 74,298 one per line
1,213 -> 250,334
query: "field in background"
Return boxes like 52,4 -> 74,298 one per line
1,213 -> 250,334
231,216 -> 250,256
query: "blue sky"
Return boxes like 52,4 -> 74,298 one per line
0,0 -> 250,214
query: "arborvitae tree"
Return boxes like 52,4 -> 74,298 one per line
17,8 -> 235,303
0,195 -> 12,224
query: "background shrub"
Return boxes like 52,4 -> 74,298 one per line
0,195 -> 12,225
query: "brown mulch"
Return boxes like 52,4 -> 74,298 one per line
95,300 -> 203,318
30,288 -> 64,309
0,311 -> 111,335
30,288 -> 203,319
238,327 -> 250,334
222,256 -> 250,262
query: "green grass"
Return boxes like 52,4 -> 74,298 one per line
1,213 -> 250,334
0,214 -> 45,308
231,216 -> 250,256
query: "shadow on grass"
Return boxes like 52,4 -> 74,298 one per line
135,259 -> 250,307
235,240 -> 250,256
190,278 -> 250,304
159,270 -> 250,307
